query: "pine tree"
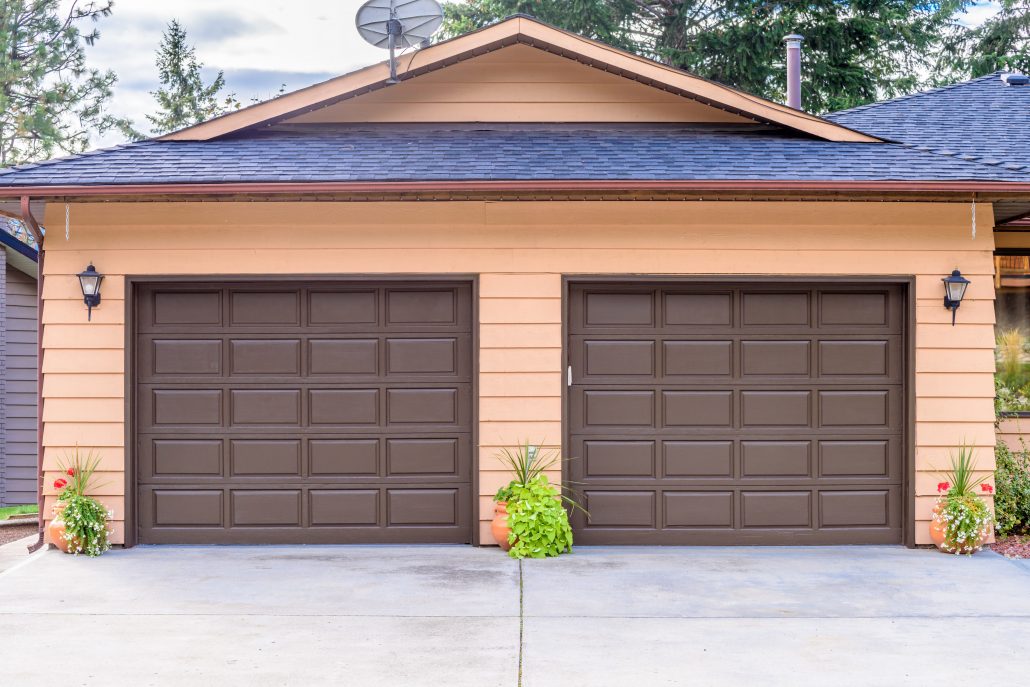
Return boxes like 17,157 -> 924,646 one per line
939,1 -> 1030,78
0,0 -> 132,166
441,1 -> 971,113
146,20 -> 237,135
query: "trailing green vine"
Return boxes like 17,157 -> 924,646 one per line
59,494 -> 111,557
505,475 -> 573,559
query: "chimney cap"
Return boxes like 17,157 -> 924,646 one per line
784,33 -> 804,44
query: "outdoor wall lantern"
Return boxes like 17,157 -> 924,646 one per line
942,269 -> 970,326
77,263 -> 104,321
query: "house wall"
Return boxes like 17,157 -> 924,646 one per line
282,44 -> 753,125
39,200 -> 996,545
1,260 -> 36,506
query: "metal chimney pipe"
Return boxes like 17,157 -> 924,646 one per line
784,33 -> 804,110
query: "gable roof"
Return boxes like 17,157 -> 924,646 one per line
161,15 -> 877,144
826,72 -> 1030,173
0,124 -> 1026,191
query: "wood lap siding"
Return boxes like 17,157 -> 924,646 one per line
4,265 -> 38,506
282,45 -> 752,125
39,200 -> 996,545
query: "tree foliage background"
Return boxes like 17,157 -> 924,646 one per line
0,0 -> 131,166
939,0 -> 1030,78
441,0 -> 1005,113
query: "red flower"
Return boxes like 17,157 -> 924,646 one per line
937,482 -> 950,494
67,468 -> 75,477
982,484 -> 994,494
53,478 -> 67,490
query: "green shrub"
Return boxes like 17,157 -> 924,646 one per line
505,475 -> 573,559
996,440 -> 1030,536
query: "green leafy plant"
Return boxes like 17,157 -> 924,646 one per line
995,440 -> 1030,536
505,475 -> 573,559
932,446 -> 994,554
53,448 -> 110,557
995,377 -> 1030,414
492,442 -> 584,559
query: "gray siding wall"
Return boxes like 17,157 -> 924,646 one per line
3,263 -> 36,506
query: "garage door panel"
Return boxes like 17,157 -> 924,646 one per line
136,282 -> 473,545
569,283 -> 905,545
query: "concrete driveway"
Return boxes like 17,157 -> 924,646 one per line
2,545 -> 1029,686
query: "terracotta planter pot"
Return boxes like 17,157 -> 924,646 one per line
47,502 -> 79,554
491,501 -> 513,551
929,498 -> 986,554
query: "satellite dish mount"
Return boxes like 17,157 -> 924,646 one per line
356,0 -> 444,85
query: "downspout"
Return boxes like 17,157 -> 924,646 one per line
19,196 -> 45,553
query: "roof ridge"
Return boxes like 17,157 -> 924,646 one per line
0,139 -> 154,177
827,71 -> 1004,118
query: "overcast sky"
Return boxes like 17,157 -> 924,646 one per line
80,0 -> 1002,147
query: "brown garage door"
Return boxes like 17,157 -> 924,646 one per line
568,282 -> 905,545
135,282 -> 473,544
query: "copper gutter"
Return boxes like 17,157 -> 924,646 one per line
18,197 -> 44,553
2,179 -> 1030,198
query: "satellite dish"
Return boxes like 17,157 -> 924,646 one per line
356,0 -> 444,84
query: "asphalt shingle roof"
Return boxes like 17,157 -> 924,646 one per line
0,124 -> 1027,186
827,72 -> 1030,173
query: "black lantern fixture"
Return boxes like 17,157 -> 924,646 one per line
77,263 -> 104,321
942,269 -> 970,326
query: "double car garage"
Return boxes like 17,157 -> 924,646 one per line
132,279 -> 907,546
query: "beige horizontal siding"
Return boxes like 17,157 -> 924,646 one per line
40,200 -> 997,546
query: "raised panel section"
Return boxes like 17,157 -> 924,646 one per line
821,292 -> 887,326
387,290 -> 456,324
153,340 -> 221,375
387,439 -> 458,475
231,339 -> 301,375
663,441 -> 732,477
741,491 -> 811,528
663,341 -> 732,376
153,389 -> 221,425
153,440 -> 222,476
819,341 -> 888,376
742,341 -> 810,376
387,388 -> 457,424
584,292 -> 653,326
231,389 -> 301,425
585,491 -> 655,527
741,292 -> 809,326
819,441 -> 889,477
152,292 -> 221,325
309,389 -> 379,425
664,492 -> 733,528
153,490 -> 223,526
309,339 -> 378,375
309,290 -> 377,325
232,490 -> 301,526
820,490 -> 889,526
664,293 -> 731,325
387,489 -> 458,525
583,441 -> 655,478
820,391 -> 888,426
663,391 -> 732,427
386,338 -> 457,374
742,441 -> 811,477
741,391 -> 810,427
231,291 -> 299,325
584,390 -> 654,426
310,490 -> 379,526
231,440 -> 301,476
310,440 -> 379,475
584,340 -> 654,376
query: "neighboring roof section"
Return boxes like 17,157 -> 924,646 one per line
160,15 -> 878,143
0,216 -> 39,278
0,125 -> 1023,188
827,72 -> 1030,172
